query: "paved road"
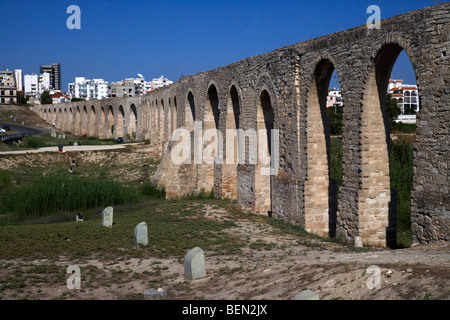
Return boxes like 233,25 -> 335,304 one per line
0,144 -> 130,155
0,122 -> 44,136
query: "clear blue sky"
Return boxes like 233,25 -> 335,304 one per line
1,0 -> 443,91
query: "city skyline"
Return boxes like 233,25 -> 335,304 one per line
2,0 -> 440,91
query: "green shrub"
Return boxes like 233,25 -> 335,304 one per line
392,123 -> 416,133
22,136 -> 48,149
330,137 -> 343,187
0,170 -> 12,187
140,181 -> 166,199
326,106 -> 343,135
390,139 -> 413,231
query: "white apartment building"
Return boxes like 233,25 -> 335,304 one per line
24,73 -> 39,95
388,79 -> 420,114
388,78 -> 420,124
327,89 -> 344,108
14,69 -> 23,92
68,77 -> 109,100
39,72 -> 51,94
146,75 -> 173,92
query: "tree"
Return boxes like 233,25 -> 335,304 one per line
326,105 -> 344,135
16,92 -> 29,105
40,91 -> 52,105
385,94 -> 401,129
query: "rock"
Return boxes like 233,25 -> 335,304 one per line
294,290 -> 319,300
406,268 -> 413,273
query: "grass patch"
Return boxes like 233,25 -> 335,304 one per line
0,199 -> 244,260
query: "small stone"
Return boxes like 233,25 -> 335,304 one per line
354,236 -> 363,248
406,268 -> 413,273
184,247 -> 206,280
134,222 -> 148,247
294,290 -> 319,300
144,288 -> 167,300
102,206 -> 113,228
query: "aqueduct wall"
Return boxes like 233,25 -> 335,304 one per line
35,3 -> 450,247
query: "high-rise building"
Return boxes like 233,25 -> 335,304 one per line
40,63 -> 61,90
52,63 -> 61,91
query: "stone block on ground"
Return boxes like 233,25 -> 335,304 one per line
294,290 -> 319,300
184,246 -> 206,280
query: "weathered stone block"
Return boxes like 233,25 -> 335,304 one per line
184,247 -> 206,280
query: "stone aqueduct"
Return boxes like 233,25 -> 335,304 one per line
35,3 -> 449,247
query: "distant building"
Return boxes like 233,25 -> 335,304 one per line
14,69 -> 23,92
146,75 -> 173,92
327,89 -> 343,108
0,70 -> 17,104
40,63 -> 61,90
52,92 -> 70,104
52,63 -> 61,91
68,77 -> 109,100
388,79 -> 420,114
39,72 -> 51,94
24,74 -> 39,95
388,78 -> 420,124
108,79 -> 137,98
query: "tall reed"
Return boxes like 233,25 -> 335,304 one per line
2,175 -> 137,220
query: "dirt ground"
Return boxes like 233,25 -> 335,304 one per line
0,144 -> 448,300
1,207 -> 448,300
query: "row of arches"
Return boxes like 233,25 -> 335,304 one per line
41,103 -> 138,141
151,41 -> 420,248
142,96 -> 178,152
